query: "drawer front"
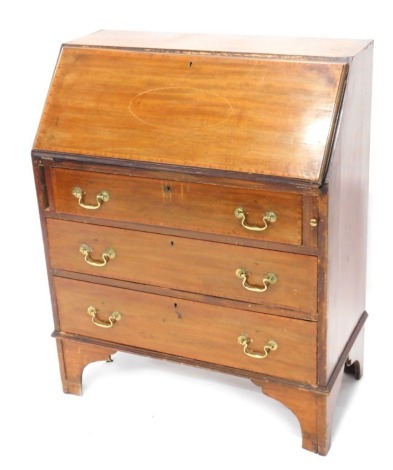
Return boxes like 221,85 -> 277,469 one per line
52,168 -> 303,245
54,277 -> 317,384
47,219 -> 317,314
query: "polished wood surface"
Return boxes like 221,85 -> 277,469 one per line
47,218 -> 318,314
254,324 -> 365,455
32,31 -> 373,455
319,43 -> 373,383
34,46 -> 346,183
52,168 -> 303,245
54,277 -> 317,384
56,338 -> 116,395
68,30 -> 371,59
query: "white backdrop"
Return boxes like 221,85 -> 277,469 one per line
1,1 -> 390,468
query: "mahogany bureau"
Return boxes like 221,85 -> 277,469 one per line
32,31 -> 373,455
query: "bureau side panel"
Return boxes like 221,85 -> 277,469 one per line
322,43 -> 373,383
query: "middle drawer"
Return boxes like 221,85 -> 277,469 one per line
47,219 -> 317,314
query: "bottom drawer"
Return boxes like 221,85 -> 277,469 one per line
54,277 -> 317,385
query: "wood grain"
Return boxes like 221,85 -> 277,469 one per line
67,30 -> 371,59
33,46 -> 345,183
254,379 -> 332,455
47,218 -> 318,314
52,167 -> 303,246
56,337 -> 117,395
54,277 -> 317,384
31,31 -> 373,454
319,42 -> 373,384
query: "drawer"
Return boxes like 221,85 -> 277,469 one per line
54,277 -> 317,384
47,219 -> 317,314
52,168 -> 303,245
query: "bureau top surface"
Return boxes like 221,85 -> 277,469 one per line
33,31 -> 371,183
67,30 -> 371,59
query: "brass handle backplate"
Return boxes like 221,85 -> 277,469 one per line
236,268 -> 277,293
238,334 -> 278,359
79,244 -> 116,267
234,207 -> 277,232
87,306 -> 121,328
72,186 -> 110,210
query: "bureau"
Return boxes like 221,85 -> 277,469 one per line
32,31 -> 373,455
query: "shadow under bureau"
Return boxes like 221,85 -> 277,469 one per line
32,30 -> 373,455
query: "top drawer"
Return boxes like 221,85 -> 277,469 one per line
52,168 -> 302,245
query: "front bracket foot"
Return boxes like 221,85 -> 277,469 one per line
56,338 -> 117,395
252,378 -> 333,455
